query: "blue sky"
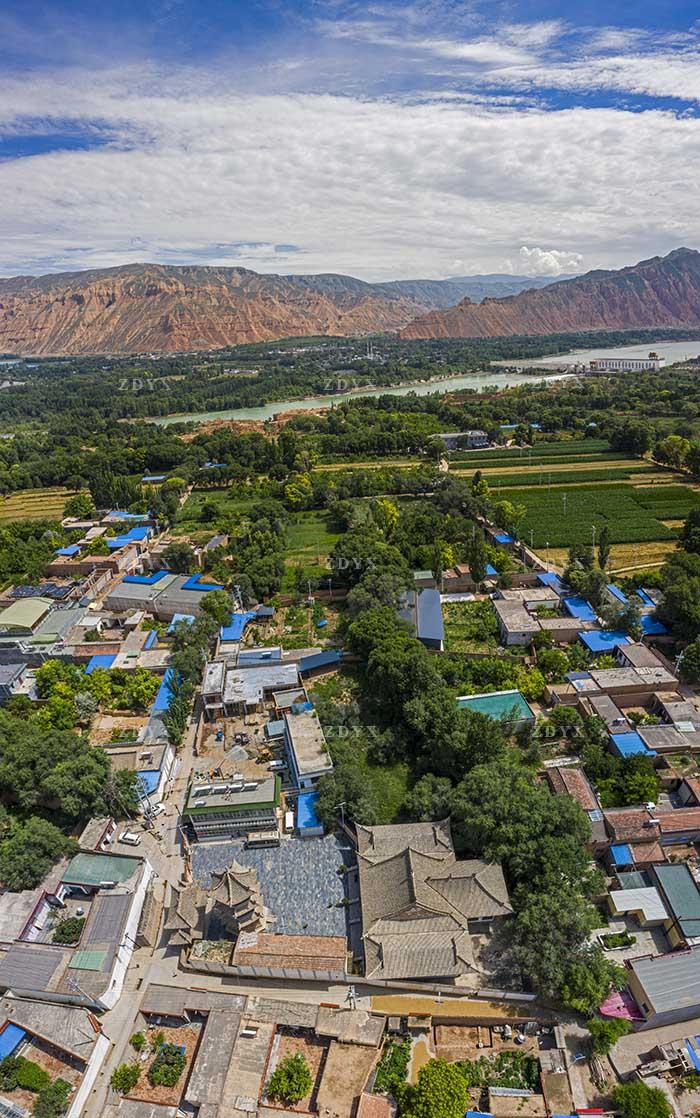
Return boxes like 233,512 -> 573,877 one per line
1,0 -> 700,279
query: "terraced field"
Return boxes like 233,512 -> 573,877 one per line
0,487 -> 77,522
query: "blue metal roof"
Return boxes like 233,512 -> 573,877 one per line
142,474 -> 166,482
108,525 -> 150,549
579,630 -> 629,653
85,654 -> 116,674
607,583 -> 629,604
537,570 -> 567,595
152,668 -> 176,713
610,731 -> 657,759
485,563 -> 498,577
297,790 -> 323,832
610,842 -> 633,866
220,612 -> 256,642
494,532 -> 515,543
137,770 -> 161,799
0,1023 -> 25,1061
55,544 -> 80,557
563,596 -> 597,622
167,613 -> 195,634
641,614 -> 668,636
181,573 -> 225,592
124,569 -> 169,585
144,630 -> 157,650
686,1038 -> 700,1072
239,646 -> 281,664
108,510 -> 150,520
299,649 -> 342,674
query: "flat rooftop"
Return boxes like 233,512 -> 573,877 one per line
186,774 -> 280,815
224,663 -> 300,707
284,709 -> 332,776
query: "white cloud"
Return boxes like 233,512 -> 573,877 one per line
0,66 -> 699,280
510,246 -> 584,276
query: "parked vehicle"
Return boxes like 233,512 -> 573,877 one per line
119,831 -> 141,846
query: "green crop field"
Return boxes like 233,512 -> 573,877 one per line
479,465 -> 666,488
286,511 -> 343,562
0,487 -> 77,522
449,439 -> 612,466
499,482 -> 700,547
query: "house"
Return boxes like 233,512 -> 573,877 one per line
184,775 -> 281,841
283,708 -> 333,788
678,776 -> 700,806
398,589 -> 444,651
546,765 -> 606,846
0,597 -> 53,635
492,599 -> 540,646
432,430 -> 489,451
355,820 -> 512,983
650,863 -> 700,948
627,950 -> 700,1027
202,659 -> 301,718
657,807 -> 700,845
105,571 -> 226,621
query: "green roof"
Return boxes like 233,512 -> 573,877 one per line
457,690 -> 535,723
0,597 -> 52,633
63,852 -> 141,887
69,949 -> 108,971
653,863 -> 700,939
186,775 -> 281,816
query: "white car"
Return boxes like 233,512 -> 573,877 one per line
148,802 -> 166,818
118,831 -> 141,846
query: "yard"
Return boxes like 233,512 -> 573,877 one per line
264,1030 -> 326,1111
443,599 -> 500,652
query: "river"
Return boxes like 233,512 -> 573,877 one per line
143,335 -> 700,426
153,369 -> 570,426
493,338 -> 700,370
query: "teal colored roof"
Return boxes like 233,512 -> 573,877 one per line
653,863 -> 700,939
63,852 -> 140,886
457,689 -> 535,722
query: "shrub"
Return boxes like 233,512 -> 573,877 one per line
267,1053 -> 313,1105
52,917 -> 85,945
130,1032 -> 146,1053
374,1039 -> 411,1094
148,1043 -> 186,1088
110,1063 -> 141,1094
586,1016 -> 632,1055
15,1059 -> 50,1092
611,1081 -> 671,1118
0,1055 -> 50,1093
32,1079 -> 72,1118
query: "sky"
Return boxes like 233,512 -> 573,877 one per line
1,0 -> 700,281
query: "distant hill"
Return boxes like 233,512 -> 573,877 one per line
400,249 -> 700,339
0,263 -> 567,356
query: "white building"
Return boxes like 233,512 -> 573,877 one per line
589,353 -> 665,373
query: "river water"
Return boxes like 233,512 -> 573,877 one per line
154,369 -> 570,426
143,335 -> 700,426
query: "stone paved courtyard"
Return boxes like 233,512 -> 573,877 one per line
191,834 -> 354,937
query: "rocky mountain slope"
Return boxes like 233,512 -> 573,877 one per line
400,248 -> 700,339
0,263 -> 565,356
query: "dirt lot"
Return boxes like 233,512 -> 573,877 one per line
434,1024 -> 537,1063
315,1040 -> 377,1117
89,712 -> 148,746
264,1031 -> 327,1111
128,1023 -> 202,1108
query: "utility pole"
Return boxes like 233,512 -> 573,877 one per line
592,524 -> 596,552
546,540 -> 550,571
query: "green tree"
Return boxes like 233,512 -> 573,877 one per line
162,542 -> 196,573
561,947 -> 627,1015
586,1016 -> 632,1055
32,1078 -> 72,1118
110,1063 -> 141,1094
63,492 -> 96,519
611,1081 -> 671,1118
0,818 -> 78,891
200,589 -> 234,626
680,636 -> 700,683
597,525 -> 611,571
400,1059 -> 468,1118
267,1053 -> 312,1105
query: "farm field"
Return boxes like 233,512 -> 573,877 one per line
286,510 -> 343,564
449,438 -> 613,465
500,482 -> 700,548
462,465 -> 667,489
173,487 -> 255,536
548,541 -> 678,572
0,486 -> 77,522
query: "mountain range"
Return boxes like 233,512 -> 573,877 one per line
0,249 -> 697,355
0,265 -> 569,356
401,248 -> 700,339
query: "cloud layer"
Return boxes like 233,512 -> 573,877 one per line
1,4 -> 700,279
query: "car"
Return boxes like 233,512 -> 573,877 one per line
148,802 -> 166,818
118,831 -> 141,846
